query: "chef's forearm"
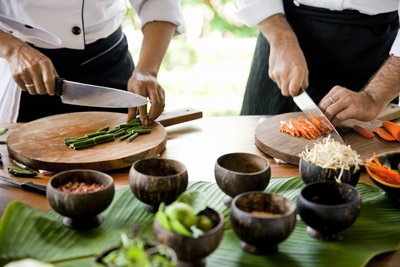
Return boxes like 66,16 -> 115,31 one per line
363,55 -> 400,111
0,30 -> 25,60
258,13 -> 299,49
134,21 -> 176,76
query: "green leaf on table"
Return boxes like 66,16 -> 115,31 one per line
0,177 -> 399,267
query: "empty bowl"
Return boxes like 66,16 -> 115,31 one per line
47,169 -> 115,230
365,151 -> 400,206
129,158 -> 188,212
215,152 -> 271,206
230,191 -> 296,255
297,181 -> 361,241
153,207 -> 224,267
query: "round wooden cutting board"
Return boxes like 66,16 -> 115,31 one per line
255,112 -> 400,165
7,112 -> 167,171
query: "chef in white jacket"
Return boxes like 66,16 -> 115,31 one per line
236,0 -> 400,126
0,0 -> 185,124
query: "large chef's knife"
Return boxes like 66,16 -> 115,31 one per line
0,174 -> 46,195
293,89 -> 345,144
55,77 -> 148,108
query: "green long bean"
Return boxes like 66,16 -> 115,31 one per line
8,167 -> 37,177
64,118 -> 151,150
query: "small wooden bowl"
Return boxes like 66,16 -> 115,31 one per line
215,152 -> 271,206
299,158 -> 360,186
297,181 -> 361,241
366,151 -> 400,207
153,208 -> 224,267
129,158 -> 188,212
230,191 -> 296,254
47,169 -> 115,230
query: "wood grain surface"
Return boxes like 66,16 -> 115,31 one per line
7,112 -> 167,172
255,112 -> 400,165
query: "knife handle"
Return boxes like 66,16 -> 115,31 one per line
21,182 -> 47,196
55,77 -> 64,96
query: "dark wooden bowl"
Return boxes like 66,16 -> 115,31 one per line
366,151 -> 400,207
297,181 -> 361,241
299,158 -> 360,186
153,207 -> 224,267
214,152 -> 271,206
129,158 -> 188,212
47,169 -> 115,230
230,191 -> 296,255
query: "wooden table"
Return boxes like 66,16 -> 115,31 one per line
0,116 -> 398,266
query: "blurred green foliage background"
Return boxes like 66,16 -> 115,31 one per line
124,0 -> 259,116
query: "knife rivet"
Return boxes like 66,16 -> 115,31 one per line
72,26 -> 81,35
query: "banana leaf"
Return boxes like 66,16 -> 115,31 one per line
0,177 -> 399,267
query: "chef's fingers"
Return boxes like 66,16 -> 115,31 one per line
279,80 -> 290,96
127,107 -> 138,122
319,86 -> 342,112
147,84 -> 165,123
42,63 -> 57,95
288,75 -> 304,97
18,71 -> 37,95
32,72 -> 46,95
138,104 -> 149,126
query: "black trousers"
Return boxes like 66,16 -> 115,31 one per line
18,27 -> 134,122
241,1 -> 399,115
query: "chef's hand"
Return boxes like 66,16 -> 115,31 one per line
259,14 -> 309,96
1,32 -> 57,95
127,71 -> 165,126
319,86 -> 381,126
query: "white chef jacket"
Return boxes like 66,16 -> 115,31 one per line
0,0 -> 185,123
0,0 -> 185,49
235,0 -> 400,56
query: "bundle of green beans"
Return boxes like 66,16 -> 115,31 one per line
64,118 -> 151,150
8,160 -> 38,177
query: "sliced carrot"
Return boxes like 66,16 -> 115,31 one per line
382,121 -> 400,141
365,154 -> 400,185
352,125 -> 375,139
374,127 -> 396,141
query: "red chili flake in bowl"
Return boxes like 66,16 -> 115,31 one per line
58,181 -> 105,193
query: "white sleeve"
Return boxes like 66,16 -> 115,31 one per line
235,0 -> 284,26
129,0 -> 185,35
389,3 -> 400,56
0,58 -> 20,123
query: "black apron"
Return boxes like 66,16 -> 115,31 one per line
241,0 -> 399,115
18,27 -> 134,122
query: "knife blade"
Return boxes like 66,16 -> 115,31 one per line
55,77 -> 148,108
293,89 -> 345,144
0,174 -> 47,195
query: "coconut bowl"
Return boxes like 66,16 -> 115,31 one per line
230,191 -> 296,255
129,158 -> 188,213
297,181 -> 361,241
153,207 -> 224,267
214,152 -> 271,206
366,151 -> 400,207
47,169 -> 115,230
299,158 -> 360,186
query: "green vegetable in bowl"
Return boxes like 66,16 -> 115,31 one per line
97,233 -> 175,267
155,191 -> 215,238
